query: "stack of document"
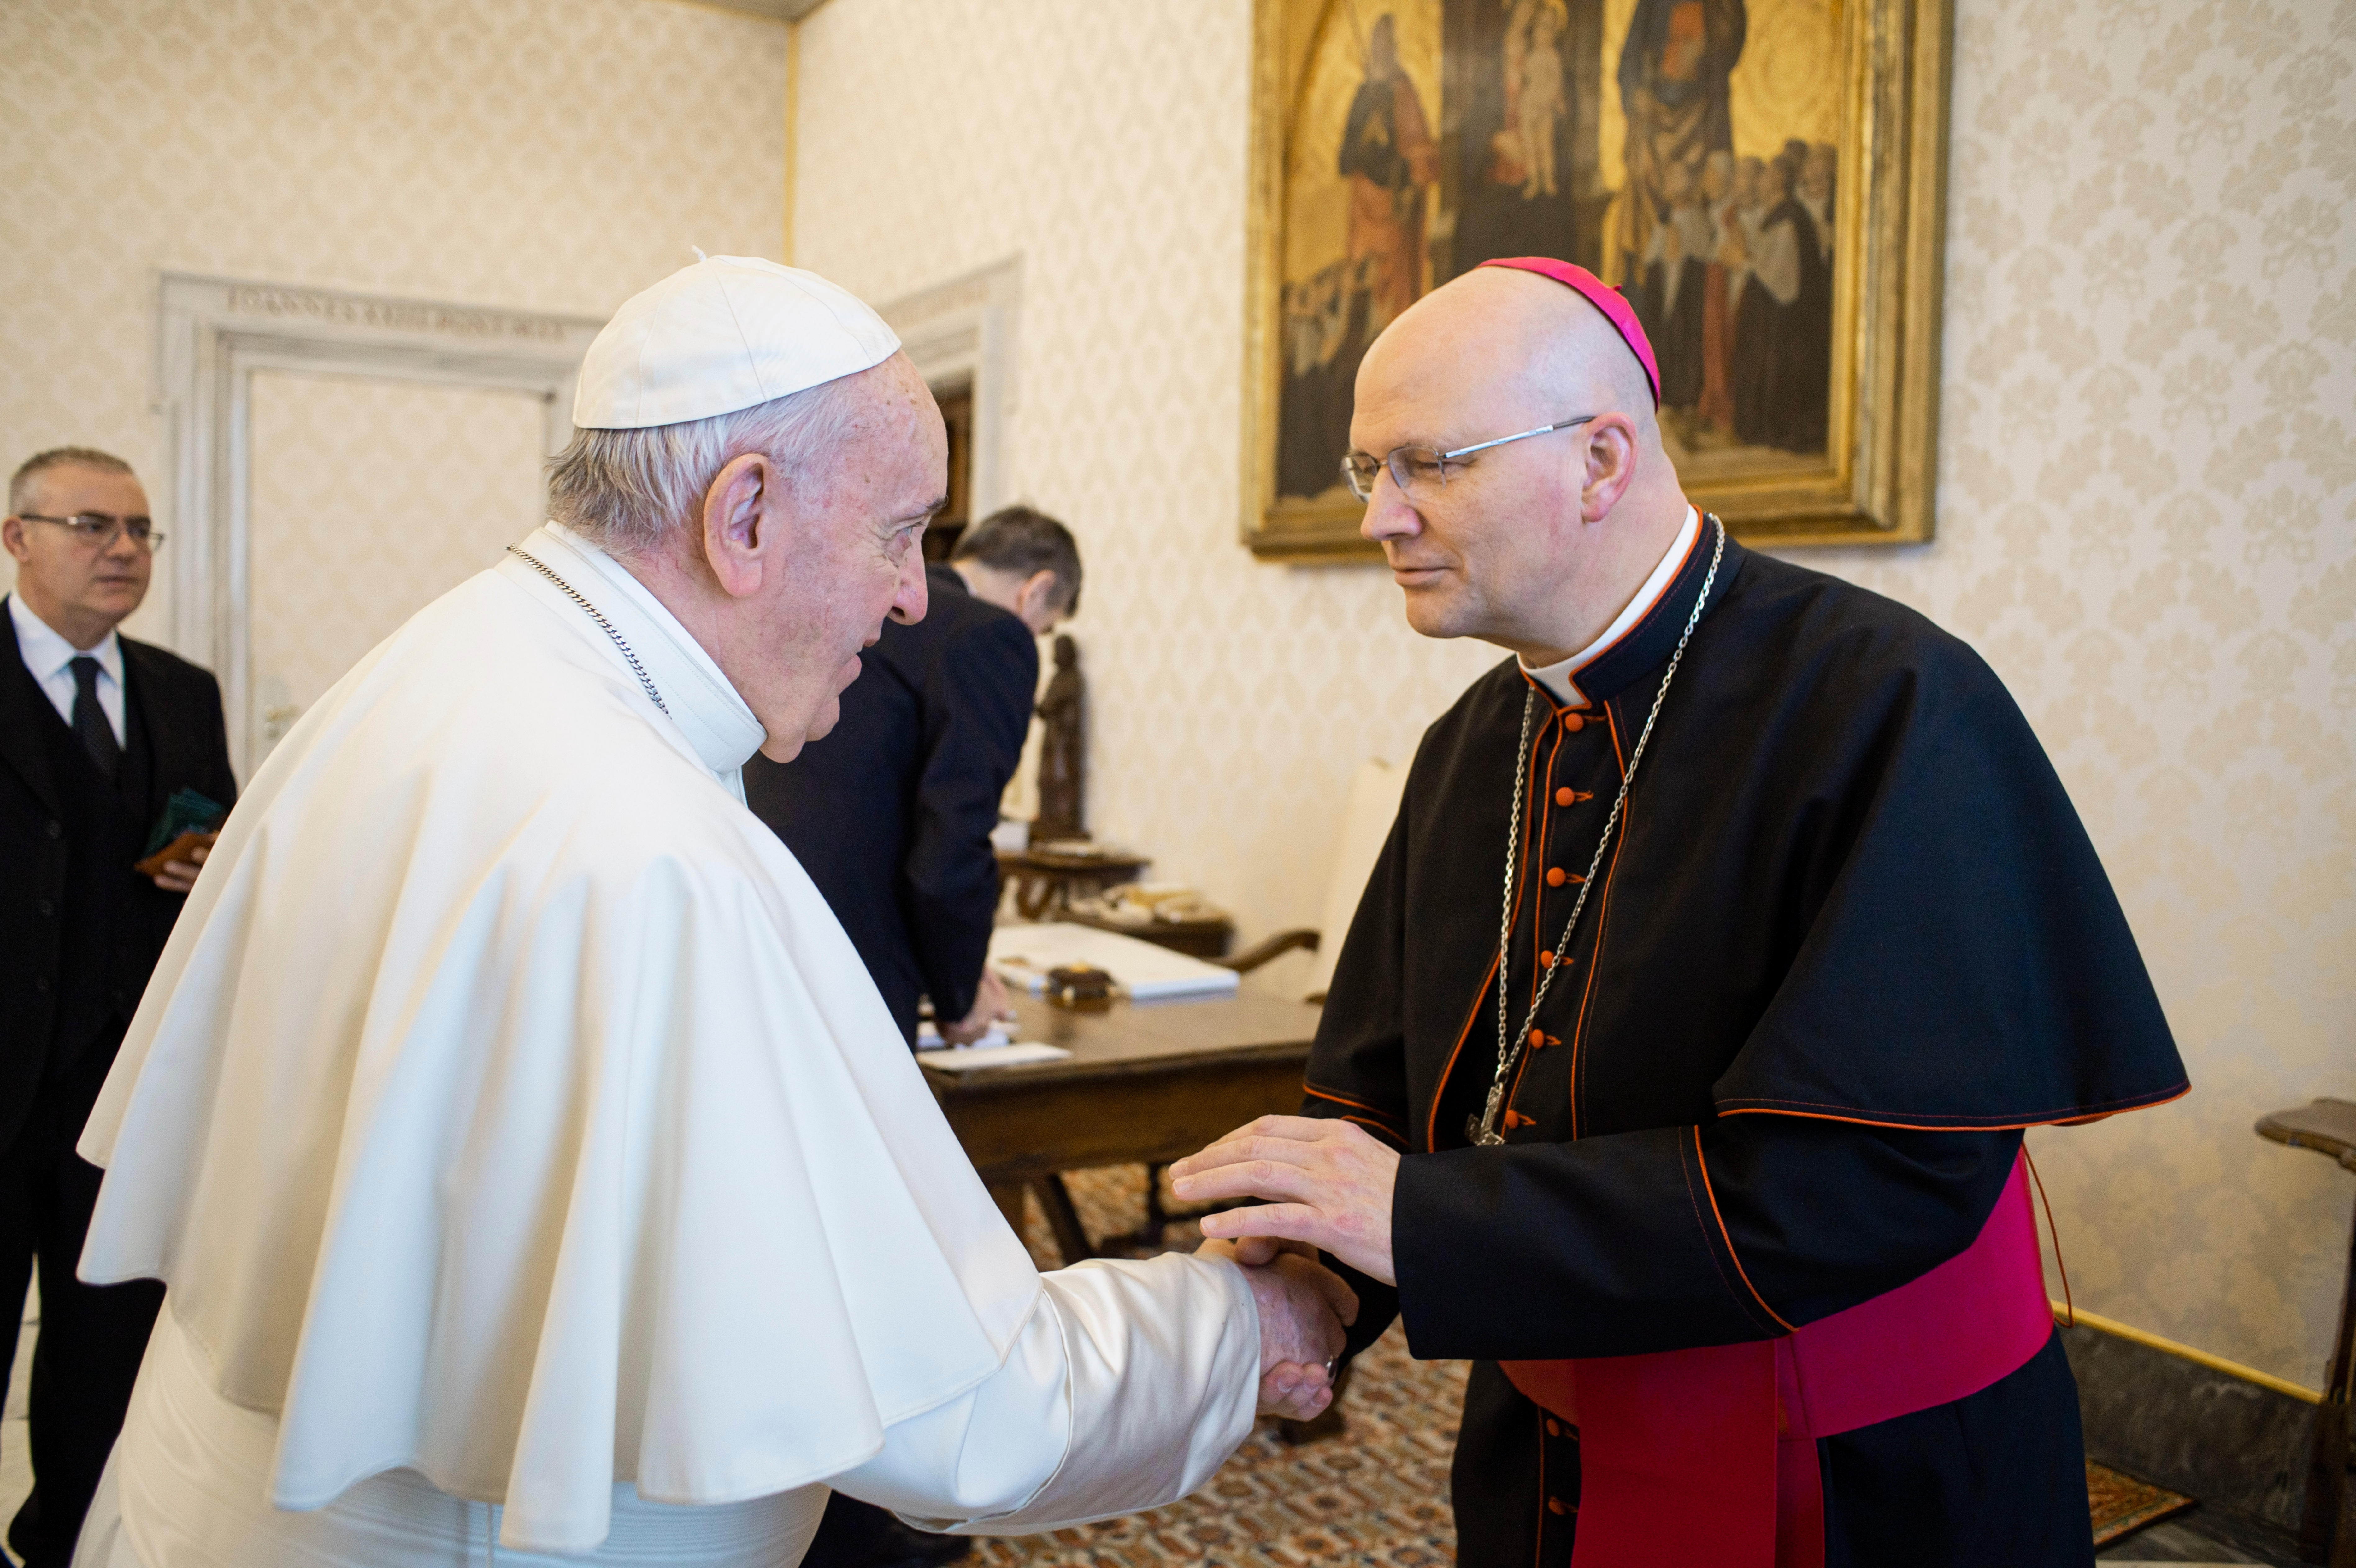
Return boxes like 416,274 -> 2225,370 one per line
913,1019 -> 1073,1070
988,922 -> 1242,1003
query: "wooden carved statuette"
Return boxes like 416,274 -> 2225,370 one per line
1034,633 -> 1086,843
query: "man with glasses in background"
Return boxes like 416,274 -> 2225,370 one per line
1,447 -> 233,1568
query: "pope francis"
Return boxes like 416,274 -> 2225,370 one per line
65,257 -> 1354,1568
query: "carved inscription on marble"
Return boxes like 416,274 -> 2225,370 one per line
226,285 -> 570,343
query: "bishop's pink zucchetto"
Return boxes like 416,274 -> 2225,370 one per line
1475,257 -> 1661,408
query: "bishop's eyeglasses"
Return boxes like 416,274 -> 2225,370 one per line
16,512 -> 166,552
1341,415 -> 1597,503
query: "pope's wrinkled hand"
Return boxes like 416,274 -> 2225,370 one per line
1172,1116 -> 1401,1287
1196,1238 -> 1357,1420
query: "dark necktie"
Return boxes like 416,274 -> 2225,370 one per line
70,655 -> 122,782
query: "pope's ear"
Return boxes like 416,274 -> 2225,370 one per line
699,452 -> 776,599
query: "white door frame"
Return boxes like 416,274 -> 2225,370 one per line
154,273 -> 604,775
877,256 -> 1021,520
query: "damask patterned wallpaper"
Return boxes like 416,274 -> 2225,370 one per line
245,373 -> 551,766
794,0 -> 2354,1385
0,0 -> 788,634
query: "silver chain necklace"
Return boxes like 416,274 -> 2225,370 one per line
507,546 -> 670,717
1469,518 -> 1726,1148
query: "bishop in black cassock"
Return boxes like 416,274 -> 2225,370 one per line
1173,259 -> 2187,1568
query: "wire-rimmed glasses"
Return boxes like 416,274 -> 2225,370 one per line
16,512 -> 166,552
1341,416 -> 1598,503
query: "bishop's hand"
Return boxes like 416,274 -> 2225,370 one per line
1173,1116 -> 1401,1287
1196,1237 -> 1357,1420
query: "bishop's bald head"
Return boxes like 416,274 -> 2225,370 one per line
1348,264 -> 1690,666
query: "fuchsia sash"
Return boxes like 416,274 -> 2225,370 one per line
1501,1157 -> 2053,1568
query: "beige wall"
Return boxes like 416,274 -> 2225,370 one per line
245,374 -> 551,765
793,0 -> 2355,1387
0,0 -> 790,636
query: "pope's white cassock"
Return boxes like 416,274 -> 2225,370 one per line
66,262 -> 1264,1568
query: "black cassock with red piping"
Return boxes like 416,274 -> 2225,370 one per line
1302,524 -> 2188,1568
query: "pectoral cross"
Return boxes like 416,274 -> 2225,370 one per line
1468,1086 -> 1509,1148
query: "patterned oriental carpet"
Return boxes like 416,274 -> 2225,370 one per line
2086,1462 -> 2198,1548
1001,1166 -> 2193,1565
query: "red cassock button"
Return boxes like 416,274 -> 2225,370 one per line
1546,867 -> 1567,887
1528,1028 -> 1545,1046
1548,1498 -> 1570,1516
1555,786 -> 1576,807
1562,713 -> 1586,732
1537,950 -> 1555,968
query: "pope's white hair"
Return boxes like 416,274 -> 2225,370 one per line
545,375 -> 866,557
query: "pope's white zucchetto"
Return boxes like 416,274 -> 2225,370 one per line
572,255 -> 902,431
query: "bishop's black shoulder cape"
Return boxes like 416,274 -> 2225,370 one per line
1303,525 -> 2185,1568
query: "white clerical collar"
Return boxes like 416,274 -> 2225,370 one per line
521,523 -> 766,779
1520,506 -> 1701,709
9,592 -> 124,685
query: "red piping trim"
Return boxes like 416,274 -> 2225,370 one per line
1304,1084 -> 1408,1136
1428,951 -> 1501,1153
1533,1414 -> 1548,1568
1692,1126 -> 1797,1334
1432,704 -> 1555,1151
1712,1082 -> 2191,1131
2023,1147 -> 2073,1327
1565,702 -> 1631,1139
1503,714 -> 1570,1125
1677,1126 -> 1758,1325
1554,512 -> 1708,706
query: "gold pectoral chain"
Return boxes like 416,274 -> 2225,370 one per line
1470,520 -> 1726,1148
507,547 -> 670,718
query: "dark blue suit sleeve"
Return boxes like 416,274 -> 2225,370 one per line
903,615 -> 1037,1025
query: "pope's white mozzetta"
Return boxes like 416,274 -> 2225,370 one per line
70,518 -> 1263,1565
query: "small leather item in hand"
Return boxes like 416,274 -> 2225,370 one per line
134,830 -> 215,879
1045,962 -> 1115,1010
142,787 -> 227,860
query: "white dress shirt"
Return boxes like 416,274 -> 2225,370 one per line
1520,505 -> 1702,708
9,592 -> 127,746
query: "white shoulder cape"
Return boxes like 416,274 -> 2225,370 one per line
77,526 -> 1042,1552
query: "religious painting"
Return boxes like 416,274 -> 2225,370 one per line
1242,0 -> 1952,557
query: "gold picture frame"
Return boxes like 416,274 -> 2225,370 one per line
1241,0 -> 1952,559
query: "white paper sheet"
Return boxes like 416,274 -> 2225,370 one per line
915,1042 -> 1074,1072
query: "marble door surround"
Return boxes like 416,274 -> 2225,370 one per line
877,255 -> 1021,522
154,272 -> 604,775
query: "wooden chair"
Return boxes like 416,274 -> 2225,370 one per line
1216,757 -> 1409,1005
2255,1097 -> 2356,1566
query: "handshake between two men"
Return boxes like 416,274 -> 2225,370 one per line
1182,1116 -> 1401,1421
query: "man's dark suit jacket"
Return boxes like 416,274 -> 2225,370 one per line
1,599 -> 237,1153
745,566 -> 1036,1046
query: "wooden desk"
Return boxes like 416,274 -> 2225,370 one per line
923,989 -> 1321,1261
